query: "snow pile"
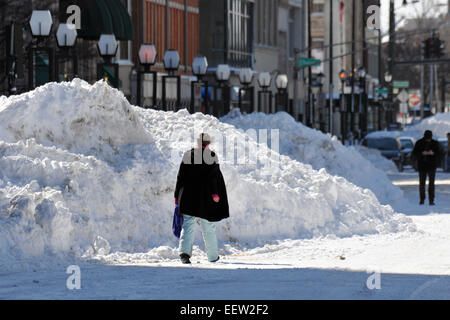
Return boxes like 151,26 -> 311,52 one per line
0,79 -> 151,158
0,80 -> 413,270
404,113 -> 450,139
352,145 -> 399,173
221,109 -> 403,204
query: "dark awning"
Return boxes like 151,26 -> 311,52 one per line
59,0 -> 134,41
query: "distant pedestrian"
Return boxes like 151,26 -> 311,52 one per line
174,133 -> 229,264
412,130 -> 443,205
446,133 -> 450,172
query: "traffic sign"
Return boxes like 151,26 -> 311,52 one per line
376,88 -> 389,95
299,58 -> 321,68
400,102 -> 409,113
393,81 -> 409,88
409,93 -> 421,107
397,89 -> 409,103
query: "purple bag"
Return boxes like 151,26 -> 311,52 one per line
172,205 -> 184,238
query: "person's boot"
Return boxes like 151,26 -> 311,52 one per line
180,253 -> 191,264
420,199 -> 425,205
429,200 -> 435,206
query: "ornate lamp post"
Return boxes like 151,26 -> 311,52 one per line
162,49 -> 181,111
137,44 -> 157,108
55,23 -> 78,81
97,34 -> 119,88
311,72 -> 325,130
257,72 -> 272,113
28,10 -> 54,90
275,74 -> 289,113
357,66 -> 367,137
339,69 -> 349,143
190,56 -> 209,114
238,68 -> 254,114
214,64 -> 231,117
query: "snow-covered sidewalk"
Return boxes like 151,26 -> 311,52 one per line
1,171 -> 449,300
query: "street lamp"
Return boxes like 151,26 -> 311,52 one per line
137,44 -> 158,108
97,34 -> 119,88
214,64 -> 231,116
339,69 -> 349,143
190,56 -> 209,114
162,49 -> 181,111
238,68 -> 254,114
357,66 -> 367,137
56,23 -> 78,81
310,73 -> 325,129
275,74 -> 289,113
29,10 -> 53,38
28,10 -> 54,90
257,72 -> 272,113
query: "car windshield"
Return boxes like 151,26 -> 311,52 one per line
367,138 -> 398,150
400,139 -> 414,149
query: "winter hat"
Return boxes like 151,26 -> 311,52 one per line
197,133 -> 211,147
424,130 -> 433,139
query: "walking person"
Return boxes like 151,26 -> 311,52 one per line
412,130 -> 443,205
446,133 -> 450,173
174,133 -> 229,264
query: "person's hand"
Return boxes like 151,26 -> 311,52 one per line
212,194 -> 220,203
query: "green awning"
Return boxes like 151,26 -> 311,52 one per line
59,0 -> 134,41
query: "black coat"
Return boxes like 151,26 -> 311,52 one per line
413,138 -> 443,171
174,148 -> 229,222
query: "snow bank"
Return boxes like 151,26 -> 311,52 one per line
221,109 -> 403,204
0,80 -> 413,270
404,113 -> 450,139
353,145 -> 399,173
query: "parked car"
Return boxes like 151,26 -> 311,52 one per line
399,136 -> 416,168
438,138 -> 448,170
361,133 -> 406,171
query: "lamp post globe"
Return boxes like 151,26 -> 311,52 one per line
56,23 -> 78,48
138,44 -> 157,67
29,10 -> 53,38
97,34 -> 118,61
258,72 -> 271,89
275,74 -> 288,91
192,56 -> 208,78
239,68 -> 253,86
216,64 -> 230,82
384,72 -> 392,83
357,67 -> 366,79
163,49 -> 180,74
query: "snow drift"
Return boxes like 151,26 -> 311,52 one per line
352,145 -> 399,173
404,112 -> 450,139
221,109 -> 403,204
0,80 -> 413,270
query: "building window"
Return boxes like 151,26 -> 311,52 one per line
228,0 -> 253,67
256,0 -> 278,47
118,0 -> 130,61
289,8 -> 296,58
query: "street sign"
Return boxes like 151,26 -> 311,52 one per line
409,93 -> 421,107
299,58 -> 321,68
397,89 -> 409,103
376,88 -> 389,95
400,102 -> 409,113
393,81 -> 409,88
